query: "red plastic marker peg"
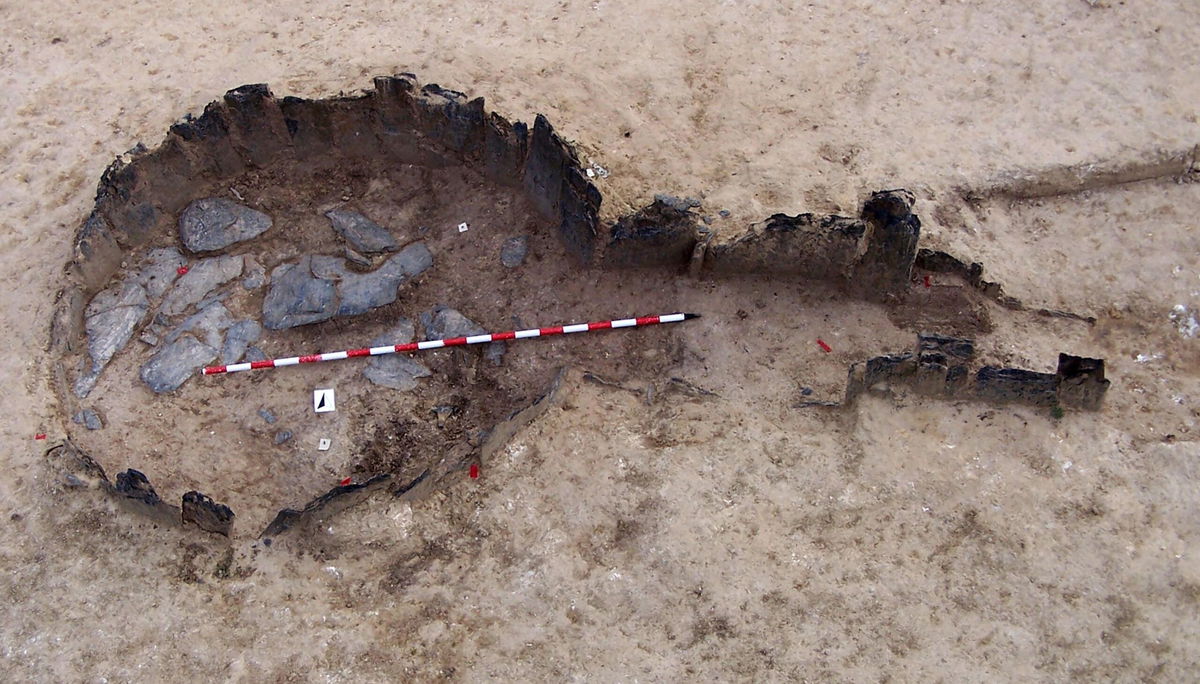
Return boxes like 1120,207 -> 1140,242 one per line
34,433 -> 46,440
923,275 -> 932,288
339,477 -> 352,486
469,464 -> 479,479
816,339 -> 832,353
177,266 -> 189,276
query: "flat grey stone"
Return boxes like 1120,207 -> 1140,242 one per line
421,305 -> 505,365
421,306 -> 483,340
221,319 -> 262,364
337,243 -> 432,316
263,244 -> 432,328
500,236 -> 528,268
139,335 -> 217,393
344,246 -> 373,269
308,254 -> 353,280
363,319 -> 430,391
166,302 -> 233,349
274,430 -> 293,445
145,318 -> 170,340
326,209 -> 399,254
258,408 -> 277,424
84,281 -> 149,377
72,409 -> 103,430
262,256 -> 338,330
194,290 -> 231,313
363,355 -> 432,391
135,247 -> 186,300
245,346 -> 267,362
179,198 -> 272,253
161,255 -> 244,317
371,318 -> 416,347
73,368 -> 100,399
241,256 -> 265,290
75,278 -> 147,393
654,194 -> 701,211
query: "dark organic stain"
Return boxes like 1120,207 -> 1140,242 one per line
687,615 -> 736,648
380,538 -> 454,594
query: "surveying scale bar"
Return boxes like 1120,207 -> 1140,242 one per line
201,312 -> 700,375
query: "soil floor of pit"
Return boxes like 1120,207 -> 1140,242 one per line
4,2 -> 1200,681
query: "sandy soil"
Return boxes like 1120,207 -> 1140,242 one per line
2,0 -> 1199,681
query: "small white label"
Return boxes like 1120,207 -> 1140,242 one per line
317,438 -> 331,451
457,222 -> 469,233
586,168 -> 595,178
314,388 -> 336,413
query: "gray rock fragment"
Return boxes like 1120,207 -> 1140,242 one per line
258,408 -> 277,424
329,243 -> 434,317
422,306 -> 477,339
166,302 -> 233,349
372,318 -> 416,347
363,318 -> 431,391
245,346 -> 268,362
161,255 -> 244,317
72,409 -> 103,430
654,194 -> 701,212
74,368 -> 101,399
263,244 -> 432,329
77,282 -> 150,397
274,430 -> 293,445
221,319 -> 262,364
326,209 -> 400,254
500,236 -> 528,268
194,290 -> 232,313
262,256 -> 338,330
139,335 -> 217,393
344,246 -> 373,269
241,256 -> 265,290
363,356 -> 431,391
179,198 -> 272,253
135,247 -> 186,300
421,305 -> 506,364
85,281 -> 150,366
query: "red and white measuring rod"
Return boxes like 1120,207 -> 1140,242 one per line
201,312 -> 699,376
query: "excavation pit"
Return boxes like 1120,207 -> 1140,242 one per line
56,163 -> 693,534
48,76 -> 1106,540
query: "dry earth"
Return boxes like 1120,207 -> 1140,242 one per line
2,1 -> 1199,681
